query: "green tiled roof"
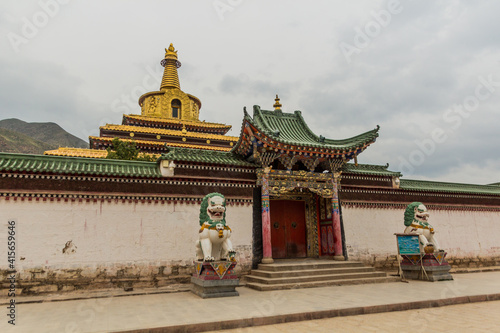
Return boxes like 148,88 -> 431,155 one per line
160,147 -> 258,167
246,105 -> 379,150
0,152 -> 161,178
341,163 -> 402,177
400,179 -> 500,196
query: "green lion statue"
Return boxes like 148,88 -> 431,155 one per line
404,202 -> 441,253
195,193 -> 236,262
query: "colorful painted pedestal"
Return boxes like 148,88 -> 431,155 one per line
191,261 -> 239,298
400,252 -> 453,282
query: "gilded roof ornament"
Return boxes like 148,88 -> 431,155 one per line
164,43 -> 178,60
273,94 -> 282,110
160,43 -> 181,89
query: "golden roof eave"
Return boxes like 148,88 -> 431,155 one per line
124,114 -> 231,130
44,147 -> 162,159
44,148 -> 108,158
90,136 -> 232,152
164,142 -> 232,151
100,124 -> 238,142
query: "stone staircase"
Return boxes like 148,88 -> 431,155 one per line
244,259 -> 399,291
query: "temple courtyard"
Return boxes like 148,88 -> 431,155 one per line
1,270 -> 499,332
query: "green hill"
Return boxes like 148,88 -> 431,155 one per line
0,128 -> 55,154
0,118 -> 88,155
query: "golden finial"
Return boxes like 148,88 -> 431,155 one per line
160,44 -> 181,90
164,43 -> 178,59
181,124 -> 187,134
273,94 -> 282,110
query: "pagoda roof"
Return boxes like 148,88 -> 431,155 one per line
0,152 -> 160,178
160,147 -> 257,167
90,136 -> 232,152
233,105 -> 379,160
44,147 -> 163,159
165,142 -> 231,152
341,163 -> 402,177
101,124 -> 238,142
399,179 -> 500,196
123,114 -> 232,134
45,147 -> 109,158
250,106 -> 378,149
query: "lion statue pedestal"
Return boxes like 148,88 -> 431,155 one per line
191,193 -> 239,298
399,202 -> 453,281
399,253 -> 453,281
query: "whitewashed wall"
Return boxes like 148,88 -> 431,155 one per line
0,199 -> 253,291
342,206 -> 500,263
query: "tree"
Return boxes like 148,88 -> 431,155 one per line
105,138 -> 156,162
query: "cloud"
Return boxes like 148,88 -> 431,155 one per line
218,73 -> 293,97
0,55 -> 102,141
0,1 -> 499,184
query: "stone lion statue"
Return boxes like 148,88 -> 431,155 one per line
404,202 -> 441,253
195,193 -> 236,262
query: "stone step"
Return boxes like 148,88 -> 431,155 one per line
257,260 -> 365,272
251,266 -> 376,278
245,276 -> 400,291
245,271 -> 388,285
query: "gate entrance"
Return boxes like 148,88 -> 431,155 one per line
270,200 -> 307,258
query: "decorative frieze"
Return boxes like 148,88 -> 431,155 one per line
175,164 -> 255,173
341,187 -> 500,200
342,174 -> 393,182
341,201 -> 500,212
256,169 -> 337,198
0,192 -> 253,205
301,157 -> 321,171
278,154 -> 298,170
1,172 -> 256,188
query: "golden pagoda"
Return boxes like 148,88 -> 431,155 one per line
45,44 -> 237,158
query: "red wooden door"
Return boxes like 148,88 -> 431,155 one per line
270,200 -> 307,258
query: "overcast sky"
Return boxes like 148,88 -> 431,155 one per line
1,0 -> 499,184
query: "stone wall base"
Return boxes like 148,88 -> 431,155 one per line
0,259 -> 251,297
355,254 -> 500,272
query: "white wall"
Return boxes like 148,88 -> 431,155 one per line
342,206 -> 500,262
0,199 -> 253,280
431,209 -> 500,258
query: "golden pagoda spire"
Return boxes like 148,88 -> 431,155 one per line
160,43 -> 181,90
138,45 -> 203,122
273,94 -> 282,110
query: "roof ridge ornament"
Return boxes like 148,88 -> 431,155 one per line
165,43 -> 177,57
273,94 -> 282,111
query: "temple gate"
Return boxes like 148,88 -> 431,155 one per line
233,97 -> 379,263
